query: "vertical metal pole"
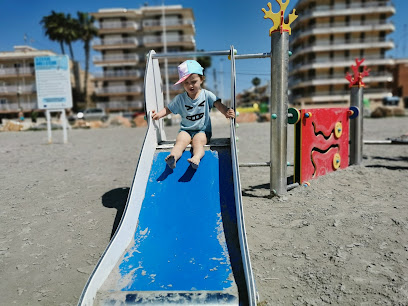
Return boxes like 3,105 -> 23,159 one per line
213,68 -> 218,96
350,87 -> 363,165
61,109 -> 68,144
162,3 -> 170,109
220,59 -> 224,100
270,32 -> 289,196
46,110 -> 52,144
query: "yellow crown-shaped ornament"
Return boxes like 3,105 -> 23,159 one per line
262,0 -> 298,35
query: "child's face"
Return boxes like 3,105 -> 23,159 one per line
182,74 -> 203,98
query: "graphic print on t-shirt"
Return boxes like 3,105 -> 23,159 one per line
186,100 -> 205,121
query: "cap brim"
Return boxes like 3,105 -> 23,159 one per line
174,73 -> 192,85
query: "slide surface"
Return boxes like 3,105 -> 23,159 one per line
94,148 -> 247,304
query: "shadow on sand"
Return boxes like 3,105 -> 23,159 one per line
102,187 -> 130,239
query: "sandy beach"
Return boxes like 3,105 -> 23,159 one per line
0,116 -> 407,305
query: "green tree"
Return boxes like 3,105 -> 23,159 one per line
196,49 -> 212,71
76,12 -> 98,108
40,11 -> 68,55
64,14 -> 80,61
41,11 -> 81,110
252,77 -> 261,90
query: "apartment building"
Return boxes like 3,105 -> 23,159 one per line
0,46 -> 56,113
393,59 -> 408,99
289,0 -> 395,108
91,5 -> 196,112
0,45 -> 95,116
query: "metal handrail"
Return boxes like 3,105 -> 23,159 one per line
152,50 -> 231,59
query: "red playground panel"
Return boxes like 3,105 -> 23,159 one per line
294,108 -> 350,184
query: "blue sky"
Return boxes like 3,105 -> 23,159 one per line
1,0 -> 407,99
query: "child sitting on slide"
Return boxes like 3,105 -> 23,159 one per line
152,60 -> 235,169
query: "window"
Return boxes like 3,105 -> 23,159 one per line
308,69 -> 316,78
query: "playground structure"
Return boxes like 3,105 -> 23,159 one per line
293,108 -> 351,184
78,3 -> 298,303
78,47 -> 259,305
77,1 -> 406,305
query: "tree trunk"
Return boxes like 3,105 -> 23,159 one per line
59,42 -> 65,55
68,43 -> 75,60
84,42 -> 91,109
72,61 -> 81,92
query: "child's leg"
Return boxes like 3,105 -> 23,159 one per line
166,131 -> 191,168
187,132 -> 207,169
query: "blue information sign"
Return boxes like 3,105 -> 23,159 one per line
35,55 -> 73,109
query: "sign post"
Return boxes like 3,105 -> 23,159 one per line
35,55 -> 72,144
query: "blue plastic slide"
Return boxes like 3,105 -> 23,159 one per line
78,49 -> 257,305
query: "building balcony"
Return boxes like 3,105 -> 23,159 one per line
295,1 -> 395,20
160,67 -> 179,78
158,57 -> 191,64
290,72 -> 394,89
291,56 -> 395,72
92,37 -> 140,50
96,100 -> 144,110
142,19 -> 195,33
292,20 -> 395,41
142,6 -> 194,19
0,84 -> 36,95
0,101 -> 37,112
0,67 -> 35,78
93,54 -> 140,66
93,69 -> 143,80
94,85 -> 143,97
291,38 -> 394,60
291,87 -> 393,105
97,21 -> 140,34
143,35 -> 195,48
92,9 -> 142,20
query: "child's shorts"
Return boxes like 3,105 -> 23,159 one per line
180,129 -> 212,144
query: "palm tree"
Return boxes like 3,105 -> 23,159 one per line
41,11 -> 80,59
41,11 -> 82,110
251,77 -> 261,104
76,12 -> 98,108
64,14 -> 80,61
196,49 -> 212,71
252,77 -> 261,91
40,11 -> 68,55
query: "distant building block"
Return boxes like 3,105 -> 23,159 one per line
294,108 -> 350,184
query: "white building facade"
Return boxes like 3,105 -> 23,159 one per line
91,5 -> 196,112
289,0 -> 395,108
